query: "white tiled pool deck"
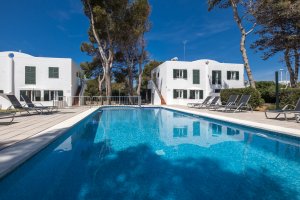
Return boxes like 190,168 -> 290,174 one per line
0,107 -> 98,178
0,105 -> 299,178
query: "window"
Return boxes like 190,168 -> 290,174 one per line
227,127 -> 240,135
173,126 -> 188,137
212,70 -> 221,85
0,90 -> 3,94
44,90 -> 63,101
193,70 -> 200,84
227,71 -> 239,80
210,123 -> 222,136
214,89 -> 221,93
20,90 -> 41,101
173,69 -> 187,79
49,67 -> 59,78
189,90 -> 203,99
173,89 -> 187,99
193,121 -> 201,136
25,66 -> 36,84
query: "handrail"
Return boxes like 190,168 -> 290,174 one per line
149,80 -> 166,104
54,96 -> 141,108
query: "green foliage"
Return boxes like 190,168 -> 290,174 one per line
80,58 -> 103,79
141,60 -> 162,89
256,81 -> 276,103
252,0 -> 300,87
220,87 -> 263,109
255,81 -> 300,106
81,0 -> 151,96
279,88 -> 300,108
84,79 -> 100,97
111,82 -> 127,96
252,0 -> 300,60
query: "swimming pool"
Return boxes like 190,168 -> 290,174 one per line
0,107 -> 299,199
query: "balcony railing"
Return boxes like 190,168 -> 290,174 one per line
54,96 -> 141,108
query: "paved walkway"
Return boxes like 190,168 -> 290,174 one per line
166,105 -> 300,136
0,107 -> 90,151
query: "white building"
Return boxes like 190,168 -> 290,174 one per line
0,51 -> 83,109
149,59 -> 245,105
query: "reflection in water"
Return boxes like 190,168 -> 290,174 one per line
0,108 -> 299,200
159,111 -> 245,148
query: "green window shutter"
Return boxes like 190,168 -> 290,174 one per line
183,90 -> 187,99
193,70 -> 200,84
190,90 -> 195,99
173,70 -> 177,78
193,121 -> 200,136
212,71 -> 216,84
217,71 -> 222,84
49,67 -> 59,78
227,71 -> 231,80
183,70 -> 187,79
236,71 -> 239,80
25,66 -> 36,84
199,90 -> 203,99
173,90 -> 178,98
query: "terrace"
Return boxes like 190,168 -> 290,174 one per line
0,107 -> 97,177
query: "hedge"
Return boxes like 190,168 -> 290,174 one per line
279,88 -> 300,108
256,81 -> 276,103
220,87 -> 263,109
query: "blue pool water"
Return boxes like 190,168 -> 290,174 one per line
0,107 -> 299,199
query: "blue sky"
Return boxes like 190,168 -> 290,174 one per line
0,0 -> 287,81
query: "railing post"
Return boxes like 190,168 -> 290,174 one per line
275,71 -> 280,110
138,96 -> 141,107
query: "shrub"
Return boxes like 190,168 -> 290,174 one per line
220,87 -> 263,109
279,88 -> 300,108
256,81 -> 276,103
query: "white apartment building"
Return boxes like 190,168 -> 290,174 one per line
149,59 -> 245,105
0,51 -> 83,109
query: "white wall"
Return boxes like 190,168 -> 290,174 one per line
0,51 -> 81,109
151,59 -> 245,105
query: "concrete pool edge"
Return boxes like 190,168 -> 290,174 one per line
0,107 -> 99,179
0,105 -> 299,179
162,106 -> 300,138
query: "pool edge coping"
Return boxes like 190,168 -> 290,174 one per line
162,105 -> 300,138
0,105 -> 299,179
0,107 -> 99,179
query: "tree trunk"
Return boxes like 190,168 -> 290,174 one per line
230,0 -> 256,89
137,38 -> 145,96
294,48 -> 299,87
87,0 -> 113,96
137,62 -> 143,96
128,64 -> 134,96
98,74 -> 105,96
240,31 -> 256,88
284,48 -> 297,87
105,64 -> 112,96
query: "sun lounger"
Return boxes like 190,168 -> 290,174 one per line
210,95 -> 239,111
21,94 -> 57,113
187,96 -> 212,108
204,96 -> 220,109
6,95 -> 43,115
265,98 -> 300,120
224,95 -> 252,112
0,111 -> 16,124
295,113 -> 300,123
